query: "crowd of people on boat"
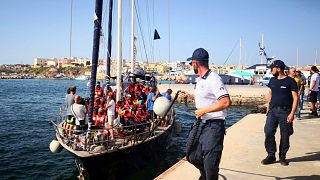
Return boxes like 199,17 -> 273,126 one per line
61,76 -> 173,151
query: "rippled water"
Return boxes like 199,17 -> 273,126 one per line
0,79 -> 255,179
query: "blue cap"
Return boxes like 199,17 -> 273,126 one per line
268,60 -> 286,70
187,48 -> 209,63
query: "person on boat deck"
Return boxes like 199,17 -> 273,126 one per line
116,100 -> 126,125
146,86 -> 159,122
64,86 -> 77,136
135,107 -> 147,123
133,95 -> 140,105
71,95 -> 87,131
140,80 -> 146,89
95,107 -> 106,127
126,75 -> 136,95
104,84 -> 113,98
94,97 -> 104,108
95,82 -> 103,98
161,89 -> 173,101
65,86 -> 77,122
106,91 -> 116,140
92,106 -> 99,126
142,84 -> 149,97
134,83 -> 141,93
125,96 -> 134,106
149,76 -> 157,87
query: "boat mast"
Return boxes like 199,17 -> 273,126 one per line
260,33 -> 264,64
315,49 -> 318,65
130,0 -> 135,73
296,48 -> 299,67
106,0 -> 113,79
69,0 -> 73,58
88,0 -> 103,122
116,0 -> 123,101
239,37 -> 242,67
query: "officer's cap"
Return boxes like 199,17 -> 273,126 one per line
187,48 -> 209,65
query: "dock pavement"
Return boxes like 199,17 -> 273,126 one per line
156,111 -> 320,179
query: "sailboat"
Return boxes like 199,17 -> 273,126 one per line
50,0 -> 178,179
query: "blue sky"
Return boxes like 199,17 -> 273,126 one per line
0,0 -> 319,66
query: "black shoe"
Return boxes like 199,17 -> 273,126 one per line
261,155 -> 276,165
311,111 -> 318,116
279,157 -> 289,166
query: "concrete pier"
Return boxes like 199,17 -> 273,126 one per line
158,84 -> 269,105
156,112 -> 320,179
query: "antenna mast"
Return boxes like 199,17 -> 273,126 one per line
260,33 -> 264,64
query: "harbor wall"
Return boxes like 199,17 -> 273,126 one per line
158,84 -> 269,106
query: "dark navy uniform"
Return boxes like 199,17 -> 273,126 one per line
265,76 -> 298,158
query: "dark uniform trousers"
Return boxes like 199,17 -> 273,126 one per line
195,119 -> 225,180
265,106 -> 294,158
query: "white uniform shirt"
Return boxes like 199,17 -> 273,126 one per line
194,70 -> 229,121
107,99 -> 116,116
310,73 -> 320,91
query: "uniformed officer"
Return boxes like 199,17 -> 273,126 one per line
262,60 -> 298,166
187,48 -> 231,180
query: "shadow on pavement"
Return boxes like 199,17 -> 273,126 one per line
288,151 -> 320,162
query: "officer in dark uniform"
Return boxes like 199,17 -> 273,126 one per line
262,60 -> 298,166
187,48 -> 231,180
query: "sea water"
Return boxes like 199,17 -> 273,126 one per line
0,79 -> 255,179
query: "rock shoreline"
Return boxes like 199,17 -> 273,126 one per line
158,84 -> 269,106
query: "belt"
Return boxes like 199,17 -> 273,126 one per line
201,118 -> 225,124
271,106 -> 291,110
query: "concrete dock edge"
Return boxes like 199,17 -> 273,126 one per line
156,113 -> 320,180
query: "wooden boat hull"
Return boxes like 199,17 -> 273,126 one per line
77,121 -> 175,179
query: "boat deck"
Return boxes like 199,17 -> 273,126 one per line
56,120 -> 172,158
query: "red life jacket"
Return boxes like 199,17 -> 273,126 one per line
135,111 -> 146,122
94,98 -> 104,107
95,114 -> 106,126
128,84 -> 135,94
92,113 -> 97,125
95,87 -> 103,97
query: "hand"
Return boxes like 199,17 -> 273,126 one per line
287,113 -> 294,123
195,109 -> 206,118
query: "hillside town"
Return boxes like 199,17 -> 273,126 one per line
0,56 -> 317,85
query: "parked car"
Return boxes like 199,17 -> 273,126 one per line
258,77 -> 271,86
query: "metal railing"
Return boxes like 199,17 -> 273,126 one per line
52,108 -> 168,153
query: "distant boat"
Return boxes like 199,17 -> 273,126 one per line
53,73 -> 71,80
75,75 -> 89,80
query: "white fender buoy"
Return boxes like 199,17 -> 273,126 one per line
49,139 -> 63,153
154,96 -> 171,117
175,121 -> 182,134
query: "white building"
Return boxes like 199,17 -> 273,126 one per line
33,58 -> 57,67
165,61 -> 183,72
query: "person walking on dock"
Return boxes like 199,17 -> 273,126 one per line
262,60 -> 298,166
308,66 -> 320,116
186,48 -> 231,180
288,67 -> 303,120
